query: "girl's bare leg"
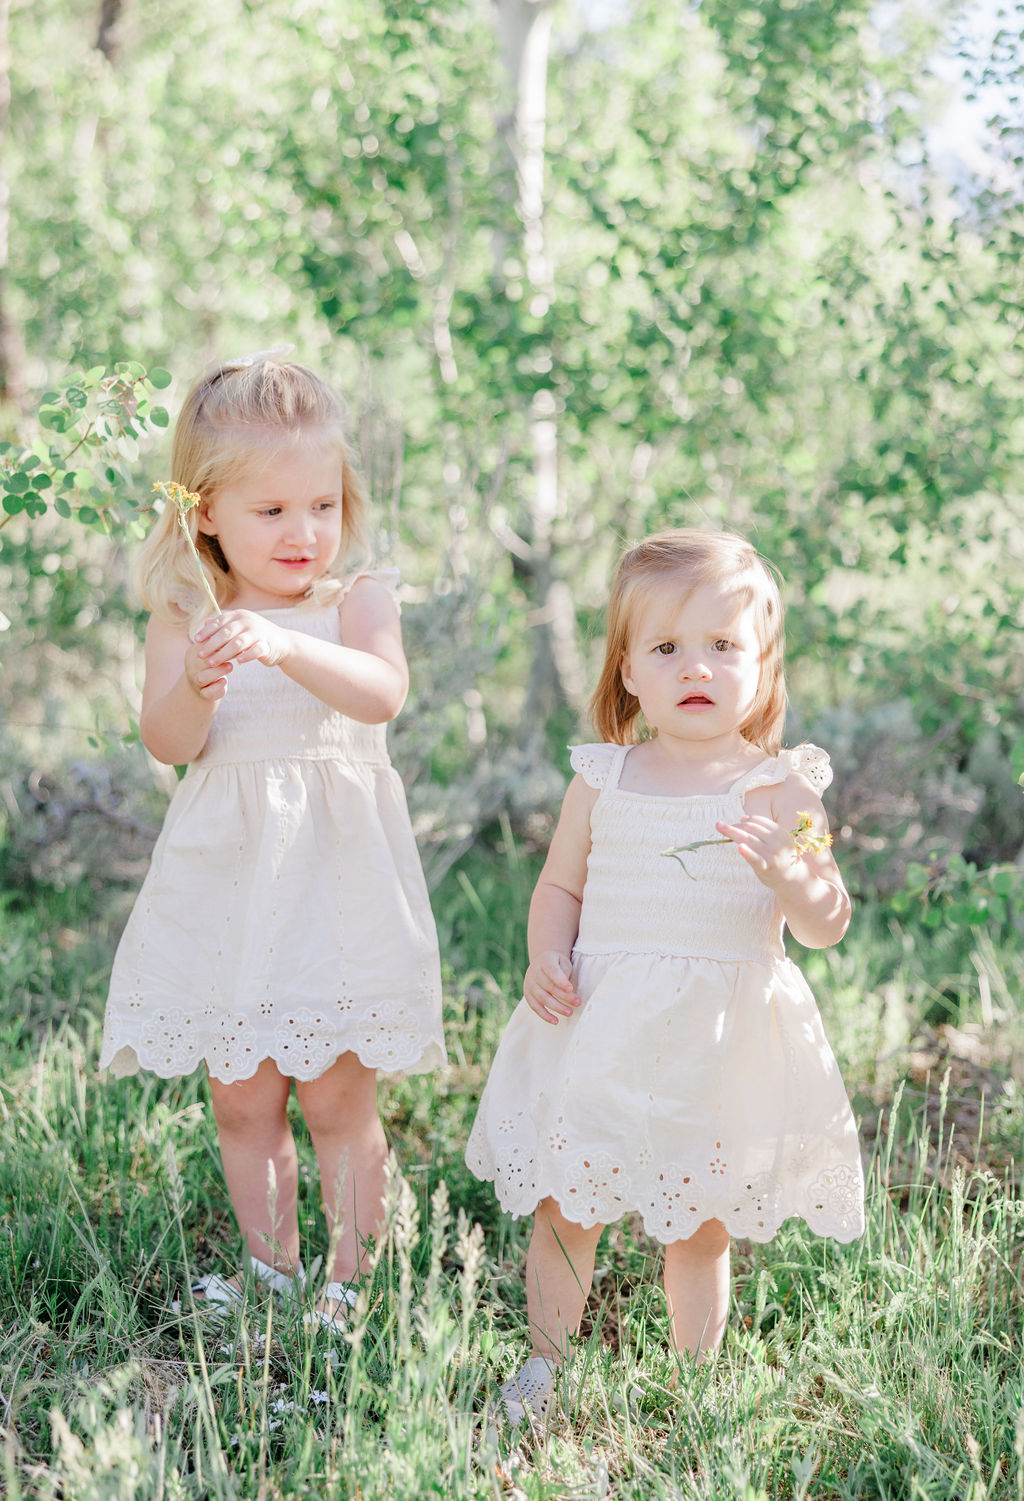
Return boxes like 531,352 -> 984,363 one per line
207,1058 -> 301,1271
295,1051 -> 388,1284
525,1198 -> 604,1363
663,1217 -> 731,1360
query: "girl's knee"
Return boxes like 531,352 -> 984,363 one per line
534,1198 -> 604,1249
295,1055 -> 381,1139
670,1217 -> 730,1261
209,1081 -> 288,1137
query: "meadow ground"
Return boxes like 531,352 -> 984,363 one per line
1,831 -> 1023,1500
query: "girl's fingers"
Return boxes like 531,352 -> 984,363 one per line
525,980 -> 579,1022
525,994 -> 560,1024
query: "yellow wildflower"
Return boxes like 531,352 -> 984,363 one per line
663,811 -> 833,877
791,811 -> 832,854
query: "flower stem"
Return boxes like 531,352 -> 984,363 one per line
175,507 -> 221,617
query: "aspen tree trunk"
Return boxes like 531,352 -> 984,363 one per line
96,0 -> 126,62
0,0 -> 25,407
493,0 -> 587,750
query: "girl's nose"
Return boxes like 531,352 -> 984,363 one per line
678,653 -> 712,680
286,512 -> 317,543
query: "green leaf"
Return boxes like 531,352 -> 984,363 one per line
65,387 -> 88,409
77,505 -> 98,524
33,473 -> 52,490
86,365 -> 107,381
54,495 -> 72,518
150,406 -> 170,428
3,471 -> 29,494
149,368 -> 173,389
1,493 -> 24,514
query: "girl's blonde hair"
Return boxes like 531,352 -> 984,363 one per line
134,355 -> 368,629
590,529 -> 787,753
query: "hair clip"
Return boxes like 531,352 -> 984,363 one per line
222,343 -> 295,369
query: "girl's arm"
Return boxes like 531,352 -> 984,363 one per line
716,776 -> 851,950
523,774 -> 598,1024
193,576 -> 408,724
139,613 -> 230,765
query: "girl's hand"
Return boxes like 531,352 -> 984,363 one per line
183,638 -> 232,701
524,950 -> 581,1026
719,780 -> 850,949
194,610 -> 291,671
714,813 -> 808,890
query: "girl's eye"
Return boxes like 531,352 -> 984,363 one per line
655,642 -> 676,656
259,507 -> 282,517
712,639 -> 732,653
316,500 -> 337,511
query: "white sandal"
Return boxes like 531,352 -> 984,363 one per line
190,1255 -> 304,1311
489,1356 -> 559,1437
304,1280 -> 359,1330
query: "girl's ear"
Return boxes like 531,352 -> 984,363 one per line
196,498 -> 218,536
620,652 -> 636,696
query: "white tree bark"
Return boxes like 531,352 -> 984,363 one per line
493,0 -> 587,743
0,0 -> 25,406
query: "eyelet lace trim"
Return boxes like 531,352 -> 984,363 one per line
569,743 -> 619,789
467,1134 -> 864,1244
742,743 -> 832,797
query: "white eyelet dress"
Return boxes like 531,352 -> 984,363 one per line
100,573 -> 446,1085
466,742 -> 864,1244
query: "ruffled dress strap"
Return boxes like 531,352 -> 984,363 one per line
338,566 -> 401,611
569,742 -> 631,791
734,742 -> 833,801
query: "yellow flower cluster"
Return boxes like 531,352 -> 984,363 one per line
153,479 -> 202,514
791,811 -> 833,854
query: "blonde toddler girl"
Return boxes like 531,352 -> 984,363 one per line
101,352 -> 445,1319
467,528 -> 864,1426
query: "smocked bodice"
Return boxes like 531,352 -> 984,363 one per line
192,602 -> 390,770
572,741 -> 832,965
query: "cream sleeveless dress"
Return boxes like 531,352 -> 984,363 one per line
101,574 -> 445,1084
466,742 -> 864,1244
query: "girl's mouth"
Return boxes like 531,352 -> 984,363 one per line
277,557 -> 312,567
679,693 -> 714,707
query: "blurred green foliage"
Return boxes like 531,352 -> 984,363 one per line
2,0 -> 1023,895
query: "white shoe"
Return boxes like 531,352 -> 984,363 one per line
249,1255 -> 305,1300
304,1281 -> 359,1331
491,1357 -> 558,1436
190,1255 -> 304,1311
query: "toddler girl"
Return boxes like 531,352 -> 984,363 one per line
467,528 -> 864,1426
101,352 -> 445,1319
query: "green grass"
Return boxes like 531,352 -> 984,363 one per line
1,834 -> 1023,1499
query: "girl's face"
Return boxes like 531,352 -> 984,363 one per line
620,577 -> 763,753
197,443 -> 344,609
